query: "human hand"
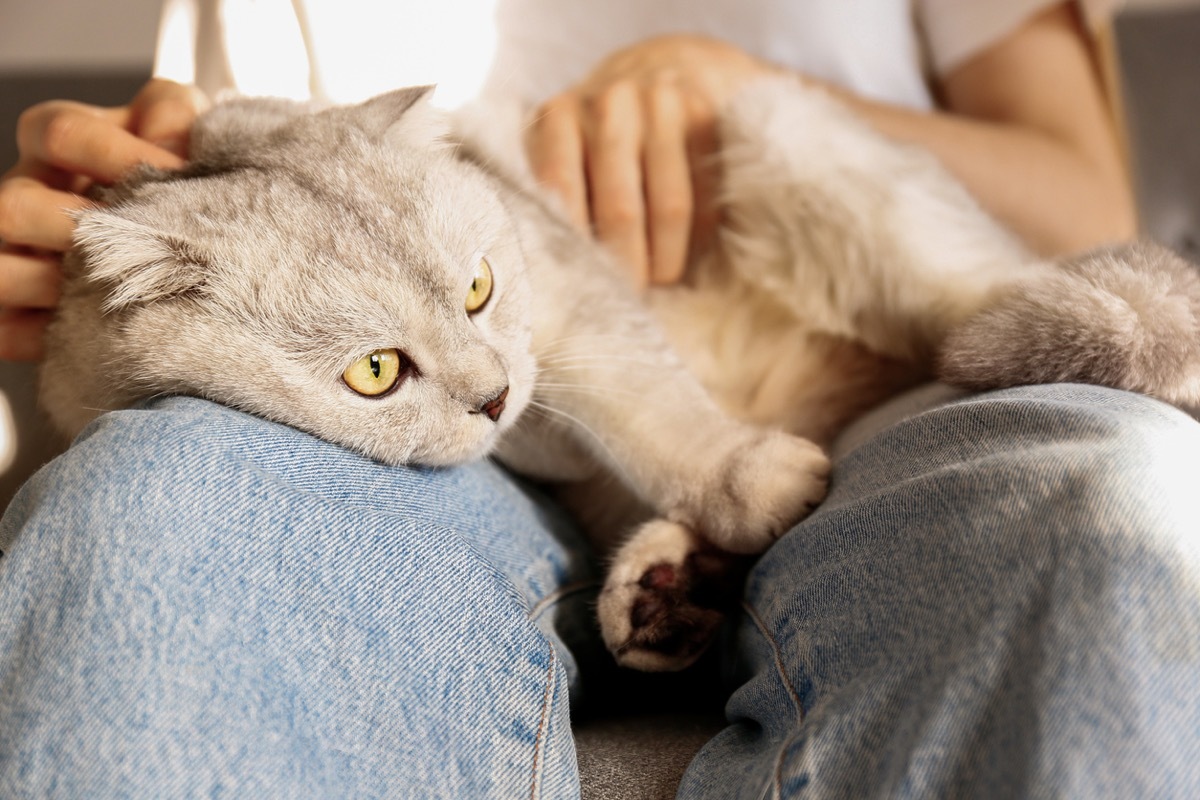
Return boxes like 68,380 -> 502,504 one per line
525,35 -> 782,288
0,78 -> 206,360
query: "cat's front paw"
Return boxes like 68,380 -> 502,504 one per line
598,520 -> 752,672
686,430 -> 830,554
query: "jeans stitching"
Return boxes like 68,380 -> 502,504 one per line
743,600 -> 805,799
529,645 -> 558,800
742,600 -> 805,723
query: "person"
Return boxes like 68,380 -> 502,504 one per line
0,0 -> 1197,797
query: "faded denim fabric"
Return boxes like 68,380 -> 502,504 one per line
681,384 -> 1200,799
0,397 -> 592,799
3,385 -> 1200,799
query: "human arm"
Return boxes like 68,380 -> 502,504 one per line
819,2 -> 1135,257
524,2 -> 1136,287
0,79 -> 204,360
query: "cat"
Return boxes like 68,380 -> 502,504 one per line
39,79 -> 1200,672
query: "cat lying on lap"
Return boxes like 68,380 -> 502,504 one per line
40,80 -> 1200,672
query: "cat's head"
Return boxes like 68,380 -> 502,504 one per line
65,86 -> 536,466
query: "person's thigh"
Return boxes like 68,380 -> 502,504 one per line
681,384 -> 1200,799
0,397 -> 595,799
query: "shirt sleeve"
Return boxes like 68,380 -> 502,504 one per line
916,0 -> 1122,77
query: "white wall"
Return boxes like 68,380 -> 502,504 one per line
1,0 -> 1199,74
0,0 -> 162,71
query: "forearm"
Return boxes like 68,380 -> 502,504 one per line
826,90 -> 1136,256
807,3 -> 1136,258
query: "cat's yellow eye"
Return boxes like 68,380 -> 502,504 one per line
343,348 -> 404,397
465,257 -> 493,313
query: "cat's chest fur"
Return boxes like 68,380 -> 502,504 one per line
647,269 -> 922,449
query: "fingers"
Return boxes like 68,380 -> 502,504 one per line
0,175 -> 93,251
17,102 -> 185,185
585,82 -> 650,284
0,185 -> 69,362
0,309 -> 51,362
0,79 -> 202,364
130,78 -> 208,157
643,83 -> 692,285
528,77 -> 715,288
527,97 -> 589,229
523,36 -> 781,286
0,250 -> 62,308
683,93 -> 721,265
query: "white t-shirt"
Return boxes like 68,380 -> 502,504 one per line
154,0 -> 1116,112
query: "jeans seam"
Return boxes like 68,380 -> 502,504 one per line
527,579 -> 601,623
529,644 -> 558,800
743,600 -> 805,799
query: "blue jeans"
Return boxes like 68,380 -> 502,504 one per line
2,385 -> 1198,798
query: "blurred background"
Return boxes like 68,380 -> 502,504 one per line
0,0 -> 1199,509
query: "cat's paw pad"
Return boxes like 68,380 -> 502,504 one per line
696,431 -> 830,554
598,520 -> 750,672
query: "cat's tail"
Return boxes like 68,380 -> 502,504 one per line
937,241 -> 1200,409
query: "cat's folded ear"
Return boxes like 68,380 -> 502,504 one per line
324,85 -> 448,147
72,209 -> 209,311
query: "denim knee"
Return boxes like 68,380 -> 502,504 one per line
0,397 -> 586,799
711,384 -> 1200,800
940,384 -> 1200,568
822,382 -> 1200,562
806,383 -> 1200,647
7,395 -> 592,613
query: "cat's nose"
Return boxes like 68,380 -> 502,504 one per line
478,386 -> 509,422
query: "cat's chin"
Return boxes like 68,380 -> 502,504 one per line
412,437 -> 501,468
399,409 -> 526,468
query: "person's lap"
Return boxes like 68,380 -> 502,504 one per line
0,396 -> 593,798
2,384 -> 1198,798
682,383 -> 1200,799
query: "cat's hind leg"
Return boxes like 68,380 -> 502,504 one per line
598,519 -> 754,672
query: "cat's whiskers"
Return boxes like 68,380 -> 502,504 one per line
540,331 -> 645,347
524,398 -> 595,432
79,405 -> 119,415
534,382 -> 644,401
538,347 -> 660,362
536,356 -> 663,374
522,399 -> 633,486
537,335 -> 661,367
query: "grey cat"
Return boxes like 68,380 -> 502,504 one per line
40,80 -> 1200,671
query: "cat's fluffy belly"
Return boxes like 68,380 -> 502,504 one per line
648,276 -> 922,449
